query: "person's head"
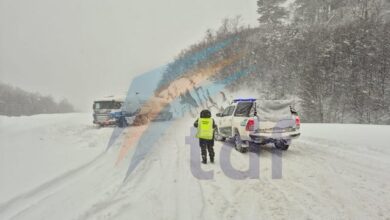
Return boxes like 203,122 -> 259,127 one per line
200,109 -> 211,118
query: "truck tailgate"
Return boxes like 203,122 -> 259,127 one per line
251,100 -> 300,142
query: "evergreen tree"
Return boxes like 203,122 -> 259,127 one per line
257,0 -> 288,25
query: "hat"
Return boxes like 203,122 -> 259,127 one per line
200,109 -> 211,118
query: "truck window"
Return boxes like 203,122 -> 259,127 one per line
94,101 -> 122,110
249,105 -> 256,116
234,102 -> 253,117
222,107 -> 231,116
227,106 -> 235,116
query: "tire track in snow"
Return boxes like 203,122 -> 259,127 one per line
80,120 -> 208,220
293,138 -> 390,218
0,151 -> 108,220
78,135 -> 170,219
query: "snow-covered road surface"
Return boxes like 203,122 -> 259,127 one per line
0,113 -> 389,220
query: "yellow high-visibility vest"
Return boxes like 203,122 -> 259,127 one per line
196,118 -> 213,140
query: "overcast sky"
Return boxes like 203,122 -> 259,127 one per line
0,0 -> 258,111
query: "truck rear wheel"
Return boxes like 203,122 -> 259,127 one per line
275,140 -> 290,151
233,132 -> 247,153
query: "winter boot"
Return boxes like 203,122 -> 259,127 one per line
210,156 -> 214,164
202,155 -> 207,164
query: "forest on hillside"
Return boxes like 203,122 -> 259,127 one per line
158,0 -> 390,124
0,82 -> 75,116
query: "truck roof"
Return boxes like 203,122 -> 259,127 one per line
232,99 -> 296,105
94,95 -> 126,102
233,98 -> 257,103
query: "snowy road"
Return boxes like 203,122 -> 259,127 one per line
0,113 -> 389,220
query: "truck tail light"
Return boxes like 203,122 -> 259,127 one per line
295,116 -> 301,128
246,118 -> 255,131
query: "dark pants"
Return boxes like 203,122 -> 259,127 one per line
200,142 -> 215,161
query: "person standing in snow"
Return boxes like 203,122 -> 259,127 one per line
193,109 -> 216,164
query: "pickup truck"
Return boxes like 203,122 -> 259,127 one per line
214,98 -> 300,152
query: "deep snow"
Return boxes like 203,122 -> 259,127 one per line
0,113 -> 389,220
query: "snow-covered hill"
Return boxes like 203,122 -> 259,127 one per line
0,113 -> 389,219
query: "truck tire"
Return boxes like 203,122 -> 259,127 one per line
248,142 -> 260,153
233,131 -> 247,153
275,140 -> 289,151
214,128 -> 226,142
160,112 -> 172,121
133,115 -> 149,126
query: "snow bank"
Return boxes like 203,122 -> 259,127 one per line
0,113 -> 109,204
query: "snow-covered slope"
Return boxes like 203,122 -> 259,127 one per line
0,114 -> 389,220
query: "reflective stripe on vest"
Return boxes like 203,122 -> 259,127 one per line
196,118 -> 213,140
